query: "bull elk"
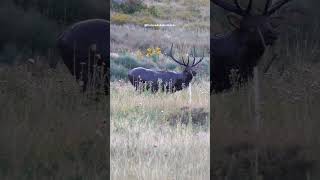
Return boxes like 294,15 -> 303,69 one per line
128,44 -> 204,93
211,0 -> 292,93
57,19 -> 109,95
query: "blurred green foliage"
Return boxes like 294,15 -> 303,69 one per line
111,0 -> 146,14
111,54 -> 147,80
0,0 -> 319,65
0,0 -> 108,64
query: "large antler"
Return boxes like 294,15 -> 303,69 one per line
168,44 -> 204,68
263,0 -> 273,14
212,0 -> 253,16
190,46 -> 205,68
266,0 -> 292,15
213,0 -> 292,16
168,44 -> 188,67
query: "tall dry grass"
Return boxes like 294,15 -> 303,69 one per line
110,0 -> 210,178
0,61 -> 109,179
0,59 -> 210,179
211,32 -> 320,179
110,80 -> 210,180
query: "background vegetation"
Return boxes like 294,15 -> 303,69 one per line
110,0 -> 210,179
0,0 -> 320,179
0,0 -> 211,179
211,0 -> 320,179
0,0 -> 108,65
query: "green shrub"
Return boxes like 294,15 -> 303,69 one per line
165,63 -> 177,71
113,54 -> 142,69
133,16 -> 158,29
134,16 -> 155,25
112,0 -> 146,14
147,6 -> 160,17
111,62 -> 129,81
111,13 -> 157,27
139,58 -> 157,69
111,13 -> 132,25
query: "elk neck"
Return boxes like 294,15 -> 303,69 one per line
181,70 -> 194,85
233,30 -> 266,68
237,29 -> 266,51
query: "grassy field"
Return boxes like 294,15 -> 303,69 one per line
110,0 -> 210,54
211,31 -> 320,179
0,60 -> 210,179
110,81 -> 210,179
0,0 -> 212,178
0,62 -> 109,179
110,0 -> 210,179
2,0 -> 320,179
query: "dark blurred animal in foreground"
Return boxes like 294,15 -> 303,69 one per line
128,44 -> 204,93
211,0 -> 292,93
57,19 -> 109,95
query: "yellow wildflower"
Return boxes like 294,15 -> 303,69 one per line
146,48 -> 153,57
155,47 -> 161,55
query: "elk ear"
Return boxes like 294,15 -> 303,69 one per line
227,14 -> 241,29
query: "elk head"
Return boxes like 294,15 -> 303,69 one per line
213,0 -> 292,47
167,44 -> 204,82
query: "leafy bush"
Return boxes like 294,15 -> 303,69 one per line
111,62 -> 128,80
112,0 -> 146,14
165,63 -> 177,71
111,13 -> 157,27
110,54 -> 161,80
111,13 -> 132,25
133,16 -> 156,26
113,54 -> 142,69
138,57 -> 157,69
147,6 -> 160,17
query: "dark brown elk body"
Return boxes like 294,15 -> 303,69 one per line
57,19 -> 109,95
211,0 -> 292,93
128,44 -> 204,93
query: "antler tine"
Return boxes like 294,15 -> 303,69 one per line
267,0 -> 292,15
192,46 -> 197,66
181,56 -> 184,64
264,0 -> 272,15
246,0 -> 253,14
234,0 -> 252,15
182,48 -> 191,66
168,44 -> 186,66
181,54 -> 190,66
234,0 -> 243,11
187,56 -> 190,66
192,49 -> 205,67
213,0 -> 246,16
